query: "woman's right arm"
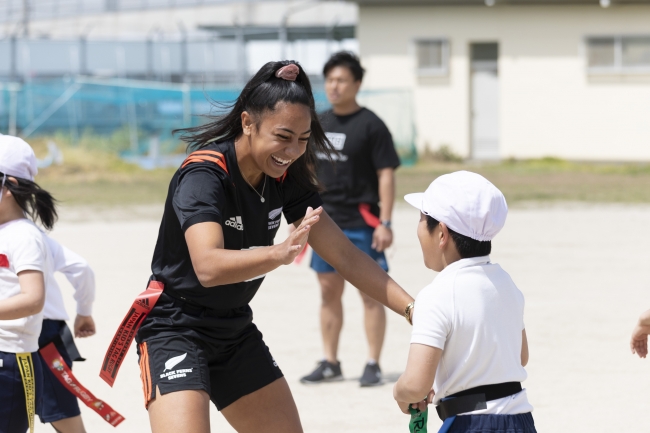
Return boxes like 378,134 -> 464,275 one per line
0,270 -> 45,320
185,206 -> 323,287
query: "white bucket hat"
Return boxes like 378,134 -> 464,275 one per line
404,171 -> 508,242
0,135 -> 38,181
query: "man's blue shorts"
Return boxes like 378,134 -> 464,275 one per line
0,350 -> 43,433
310,226 -> 389,273
36,320 -> 81,423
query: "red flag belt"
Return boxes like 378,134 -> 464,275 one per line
100,280 -> 164,387
358,203 -> 381,229
40,343 -> 125,427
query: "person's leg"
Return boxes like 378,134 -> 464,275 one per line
318,271 -> 346,363
148,388 -> 211,433
50,416 -> 85,433
359,290 -> 386,362
221,377 -> 302,433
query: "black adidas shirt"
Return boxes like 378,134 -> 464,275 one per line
316,108 -> 400,229
150,140 -> 322,310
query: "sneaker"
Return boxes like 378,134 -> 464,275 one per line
300,360 -> 343,384
359,362 -> 382,387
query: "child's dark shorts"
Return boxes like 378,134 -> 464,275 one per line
135,292 -> 283,411
36,319 -> 82,423
0,350 -> 43,433
449,413 -> 537,433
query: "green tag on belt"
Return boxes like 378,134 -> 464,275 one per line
409,406 -> 428,433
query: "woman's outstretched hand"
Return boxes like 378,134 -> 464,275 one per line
276,206 -> 322,265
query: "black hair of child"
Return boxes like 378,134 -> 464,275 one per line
1,172 -> 57,230
323,51 -> 366,82
174,60 -> 335,192
426,215 -> 491,258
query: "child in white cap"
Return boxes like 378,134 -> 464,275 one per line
393,171 -> 536,433
0,135 -> 96,433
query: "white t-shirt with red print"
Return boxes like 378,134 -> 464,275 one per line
0,218 -> 51,353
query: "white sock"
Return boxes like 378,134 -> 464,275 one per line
367,359 -> 378,366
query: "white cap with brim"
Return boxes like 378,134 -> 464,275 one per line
404,171 -> 508,242
0,135 -> 38,181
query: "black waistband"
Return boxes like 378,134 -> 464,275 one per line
162,290 -> 251,319
436,382 -> 522,421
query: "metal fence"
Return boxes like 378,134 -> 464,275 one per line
0,0 -> 264,24
0,78 -> 417,167
0,37 -> 245,84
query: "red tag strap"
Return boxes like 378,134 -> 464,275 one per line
100,281 -> 164,387
40,343 -> 125,427
358,203 -> 381,229
293,243 -> 309,265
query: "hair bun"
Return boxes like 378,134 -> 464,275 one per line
275,64 -> 300,81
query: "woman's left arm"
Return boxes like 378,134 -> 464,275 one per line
306,211 -> 414,315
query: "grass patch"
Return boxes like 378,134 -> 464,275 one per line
29,136 -> 650,206
397,157 -> 650,204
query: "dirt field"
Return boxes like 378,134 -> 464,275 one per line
35,203 -> 650,433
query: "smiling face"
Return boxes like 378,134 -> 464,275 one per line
240,102 -> 312,179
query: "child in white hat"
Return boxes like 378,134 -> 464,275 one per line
0,135 -> 96,433
393,171 -> 536,433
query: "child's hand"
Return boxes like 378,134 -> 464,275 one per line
630,323 -> 650,358
396,390 -> 435,415
74,314 -> 96,338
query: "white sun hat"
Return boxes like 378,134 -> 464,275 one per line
0,135 -> 38,181
404,171 -> 508,242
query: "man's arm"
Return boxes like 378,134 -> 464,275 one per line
372,167 -> 395,252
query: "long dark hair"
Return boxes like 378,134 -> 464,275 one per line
1,173 -> 57,230
174,60 -> 333,191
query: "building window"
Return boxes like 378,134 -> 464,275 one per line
415,39 -> 449,75
587,36 -> 650,72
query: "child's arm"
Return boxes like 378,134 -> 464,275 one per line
47,237 -> 96,337
0,270 -> 45,320
630,308 -> 650,358
393,343 -> 442,414
521,329 -> 529,366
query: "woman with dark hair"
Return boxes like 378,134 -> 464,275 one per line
130,61 -> 415,433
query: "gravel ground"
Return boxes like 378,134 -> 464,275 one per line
34,203 -> 650,433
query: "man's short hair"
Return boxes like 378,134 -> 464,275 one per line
323,51 -> 365,82
426,215 -> 492,258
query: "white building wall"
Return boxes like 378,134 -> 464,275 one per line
358,4 -> 650,161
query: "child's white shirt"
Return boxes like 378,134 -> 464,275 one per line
0,219 -> 51,353
411,255 -> 533,415
42,236 -> 95,321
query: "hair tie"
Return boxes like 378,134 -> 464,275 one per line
275,64 -> 300,81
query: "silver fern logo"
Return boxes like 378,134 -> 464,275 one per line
164,353 -> 187,372
268,207 -> 283,220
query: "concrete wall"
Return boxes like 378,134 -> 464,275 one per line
358,4 -> 650,161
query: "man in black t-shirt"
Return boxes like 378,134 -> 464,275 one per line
301,52 -> 401,387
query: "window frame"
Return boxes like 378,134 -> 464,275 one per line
586,35 -> 650,74
414,38 -> 450,76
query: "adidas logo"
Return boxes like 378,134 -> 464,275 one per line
225,216 -> 244,231
136,298 -> 150,309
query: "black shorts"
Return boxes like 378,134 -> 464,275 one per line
36,320 -> 81,423
135,292 -> 283,410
